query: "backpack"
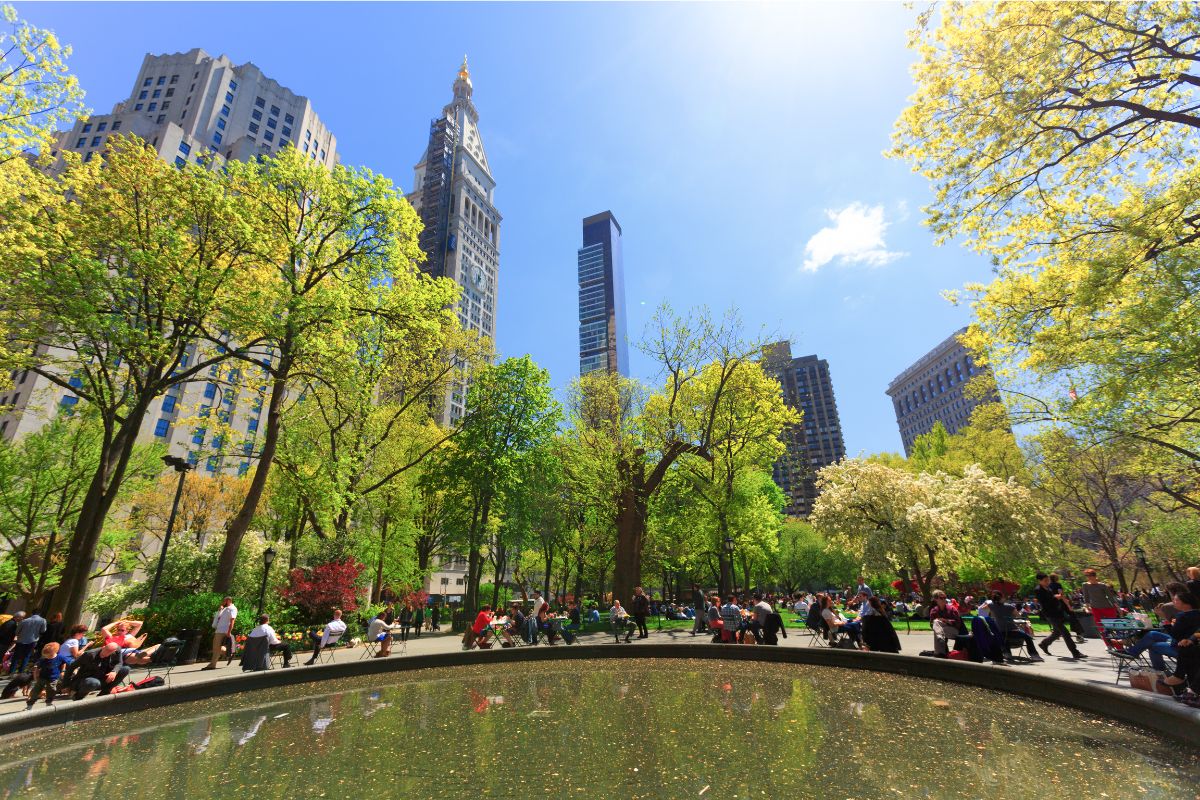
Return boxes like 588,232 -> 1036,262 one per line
134,675 -> 165,690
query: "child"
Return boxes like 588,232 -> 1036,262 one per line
27,642 -> 68,709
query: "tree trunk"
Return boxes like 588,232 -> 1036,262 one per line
612,484 -> 646,609
542,545 -> 553,600
214,362 -> 290,593
372,514 -> 389,604
573,555 -> 583,604
56,405 -> 149,623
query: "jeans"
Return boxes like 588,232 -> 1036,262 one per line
73,667 -> 130,700
1041,616 -> 1082,657
8,642 -> 35,674
27,677 -> 56,705
526,617 -> 539,645
1124,630 -> 1176,671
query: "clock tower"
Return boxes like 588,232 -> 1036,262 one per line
410,56 -> 501,425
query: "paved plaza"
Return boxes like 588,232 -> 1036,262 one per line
2,622 -> 1181,725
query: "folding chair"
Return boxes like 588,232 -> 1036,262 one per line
801,623 -> 827,647
1101,618 -> 1153,685
314,631 -> 343,664
360,630 -> 382,659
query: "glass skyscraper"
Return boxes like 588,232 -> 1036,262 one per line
578,211 -> 628,376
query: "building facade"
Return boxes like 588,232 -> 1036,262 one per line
409,58 -> 500,425
763,342 -> 846,517
1,48 -> 337,481
578,211 -> 628,376
886,327 -> 993,455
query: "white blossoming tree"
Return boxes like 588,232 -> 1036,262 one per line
811,459 -> 1051,601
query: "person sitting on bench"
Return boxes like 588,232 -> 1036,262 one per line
610,601 -> 636,642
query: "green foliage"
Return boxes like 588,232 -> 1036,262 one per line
137,592 -> 234,642
773,520 -> 858,593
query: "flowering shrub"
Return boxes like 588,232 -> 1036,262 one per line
279,559 -> 365,623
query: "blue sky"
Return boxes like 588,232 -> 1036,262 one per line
19,1 -> 990,456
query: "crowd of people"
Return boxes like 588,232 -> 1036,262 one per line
5,565 -> 1199,713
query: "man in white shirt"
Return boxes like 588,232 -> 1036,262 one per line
304,609 -> 348,665
610,600 -> 635,643
203,596 -> 238,670
248,614 -> 293,667
529,591 -> 546,645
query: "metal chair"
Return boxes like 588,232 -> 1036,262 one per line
1101,617 -> 1154,684
314,631 -> 343,664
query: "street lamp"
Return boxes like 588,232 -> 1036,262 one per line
1134,544 -> 1155,589
148,454 -> 194,607
256,545 -> 277,617
722,535 -> 735,596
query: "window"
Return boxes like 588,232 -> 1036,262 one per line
263,131 -> 274,142
180,110 -> 186,120
284,113 -> 294,124
143,77 -> 152,87
229,80 -> 238,91
220,105 -> 230,117
153,418 -> 170,437
60,395 -> 78,408
281,126 -> 291,137
97,122 -> 107,132
157,114 -> 166,124
165,88 -> 174,97
204,383 -> 218,399
303,142 -> 308,152
305,129 -> 311,140
75,137 -> 86,147
248,122 -> 259,134
247,418 -> 258,432
205,457 -> 218,473
320,149 -> 326,160
148,102 -> 157,111
213,132 -> 222,144
269,105 -> 280,116
134,103 -> 143,111
251,109 -> 262,121
91,136 -> 101,147
157,76 -> 166,85
161,101 -> 170,110
82,123 -> 92,133
175,156 -> 186,168
152,89 -> 161,98
216,118 -> 226,130
138,91 -> 149,101
254,96 -> 265,108
225,92 -> 234,104
112,120 -> 122,131
170,74 -> 179,84
266,117 -> 276,129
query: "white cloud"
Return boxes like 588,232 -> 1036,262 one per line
801,202 -> 907,272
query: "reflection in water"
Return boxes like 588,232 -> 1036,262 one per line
1,659 -> 1196,800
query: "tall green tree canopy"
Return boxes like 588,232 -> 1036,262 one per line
892,2 -> 1200,505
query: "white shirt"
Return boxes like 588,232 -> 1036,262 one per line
610,604 -> 628,619
248,623 -> 280,645
794,600 -> 810,615
531,595 -> 546,617
320,618 -> 347,646
212,604 -> 237,634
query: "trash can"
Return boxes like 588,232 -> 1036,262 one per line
178,628 -> 202,665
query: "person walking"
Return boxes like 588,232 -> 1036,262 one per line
9,611 -> 46,674
412,601 -> 425,638
1049,572 -> 1087,642
631,587 -> 650,639
398,602 -> 413,643
691,584 -> 707,636
1035,572 -> 1086,659
1079,568 -> 1120,628
202,596 -> 238,670
430,603 -> 442,632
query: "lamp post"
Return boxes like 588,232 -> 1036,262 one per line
1134,544 -> 1155,591
440,576 -> 449,601
148,454 -> 194,608
721,535 -> 735,598
256,545 -> 277,617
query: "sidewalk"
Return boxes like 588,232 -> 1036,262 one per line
0,623 -> 1169,724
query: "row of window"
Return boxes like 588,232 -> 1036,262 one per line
142,74 -> 179,88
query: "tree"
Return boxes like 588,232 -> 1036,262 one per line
811,459 -> 1050,601
279,559 -> 365,623
1031,430 -> 1151,591
909,402 -> 1029,483
772,519 -> 857,594
436,356 -> 560,614
2,138 -> 265,622
214,145 -> 443,592
0,4 -> 85,163
892,3 -> 1200,499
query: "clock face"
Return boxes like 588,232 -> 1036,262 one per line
471,266 -> 484,288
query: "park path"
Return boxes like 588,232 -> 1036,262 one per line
0,622 -> 1175,725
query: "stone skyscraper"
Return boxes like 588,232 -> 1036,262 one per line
886,327 -> 996,455
409,57 -> 500,425
764,342 -> 846,517
1,48 -> 336,481
577,211 -> 628,376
